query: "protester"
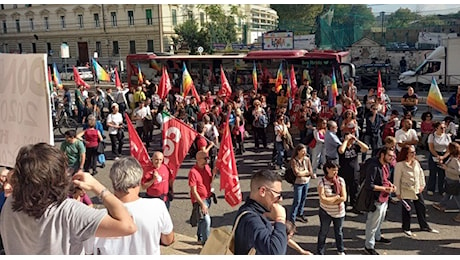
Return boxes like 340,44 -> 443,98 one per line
401,86 -> 418,116
324,120 -> 342,164
289,144 -> 313,224
286,220 -> 313,255
69,185 -> 94,207
363,146 -> 397,255
106,103 -> 124,159
141,151 -> 174,210
233,169 -> 287,255
427,121 -> 451,196
394,145 -> 439,237
85,157 -> 174,254
77,114 -> 103,175
60,129 -> 86,175
0,143 -> 136,254
317,161 -> 347,255
188,151 -> 217,245
395,118 -> 419,154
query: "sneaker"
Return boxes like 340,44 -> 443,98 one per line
375,237 -> 392,244
427,191 -> 434,196
296,215 -> 308,223
281,166 -> 286,171
403,230 -> 413,237
350,208 -> 363,214
364,247 -> 379,255
432,203 -> 446,212
337,252 -> 346,255
421,227 -> 439,234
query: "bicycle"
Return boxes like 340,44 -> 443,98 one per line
53,103 -> 79,136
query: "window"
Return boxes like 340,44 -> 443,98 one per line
96,41 -> 102,57
1,4 -> 4,10
32,42 -> 36,53
129,40 -> 136,54
15,19 -> 20,33
94,13 -> 99,28
128,10 -> 134,25
29,18 -> 34,31
111,12 -> 117,26
18,43 -> 22,53
2,20 -> 6,34
44,17 -> 49,30
187,11 -> 193,20
78,14 -> 83,29
60,16 -> 65,29
147,40 -> 154,52
13,4 -> 17,9
112,41 -> 119,55
146,9 -> 152,25
47,42 -> 51,55
172,9 -> 177,26
200,12 -> 204,26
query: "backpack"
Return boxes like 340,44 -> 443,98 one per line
200,211 -> 256,255
359,158 -> 373,184
284,167 -> 296,185
258,114 -> 268,128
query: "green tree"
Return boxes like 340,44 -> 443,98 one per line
331,4 -> 375,30
387,8 -> 421,29
172,20 -> 209,55
271,4 -> 324,34
198,5 -> 240,51
419,15 -> 445,28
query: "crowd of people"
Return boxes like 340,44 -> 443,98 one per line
1,70 -> 460,255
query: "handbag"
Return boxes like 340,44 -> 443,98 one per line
445,180 -> 460,195
200,211 -> 256,255
96,141 -> 105,154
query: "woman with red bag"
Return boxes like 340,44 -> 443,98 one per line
77,114 -> 103,175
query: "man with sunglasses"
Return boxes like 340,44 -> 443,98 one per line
188,151 -> 217,245
233,170 -> 288,255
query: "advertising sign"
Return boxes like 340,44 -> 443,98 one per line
262,31 -> 294,50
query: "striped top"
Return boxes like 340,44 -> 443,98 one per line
318,177 -> 346,218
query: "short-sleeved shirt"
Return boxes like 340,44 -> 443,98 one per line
142,164 -> 172,201
196,135 -> 208,151
188,165 -> 212,204
428,132 -> 451,153
338,143 -> 360,177
107,112 -> 123,135
318,177 -> 346,218
402,93 -> 418,110
395,128 -> 419,152
0,198 -> 105,254
60,140 -> 86,169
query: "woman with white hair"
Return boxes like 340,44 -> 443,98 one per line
77,114 -> 103,175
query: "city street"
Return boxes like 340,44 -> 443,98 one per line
56,92 -> 460,255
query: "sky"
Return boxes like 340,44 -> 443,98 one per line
368,4 -> 460,15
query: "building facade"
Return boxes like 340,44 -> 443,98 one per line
0,4 -> 278,70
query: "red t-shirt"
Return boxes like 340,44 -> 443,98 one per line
188,164 -> 212,204
142,164 -> 172,201
84,128 -> 99,148
196,135 -> 208,152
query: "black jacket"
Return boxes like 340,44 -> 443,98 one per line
233,197 -> 287,255
364,157 -> 385,201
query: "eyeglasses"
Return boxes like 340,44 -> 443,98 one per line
199,156 -> 210,161
261,186 -> 282,201
440,127 -> 446,130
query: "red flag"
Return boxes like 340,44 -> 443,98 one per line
73,66 -> 90,89
216,114 -> 242,207
158,66 -> 172,100
290,65 -> 298,98
125,113 -> 153,174
114,67 -> 122,88
162,112 -> 199,179
376,70 -> 386,114
190,83 -> 201,103
218,66 -> 232,102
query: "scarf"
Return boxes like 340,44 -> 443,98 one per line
325,175 -> 341,196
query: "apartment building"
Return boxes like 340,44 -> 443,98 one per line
0,4 -> 277,69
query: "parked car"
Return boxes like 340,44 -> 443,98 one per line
355,63 -> 391,89
60,66 -> 93,81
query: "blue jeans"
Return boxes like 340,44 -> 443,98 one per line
317,208 -> 345,255
289,182 -> 310,222
365,201 -> 388,249
275,141 -> 285,167
427,154 -> 446,194
197,198 -> 212,244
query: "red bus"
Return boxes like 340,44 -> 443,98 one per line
126,50 -> 355,94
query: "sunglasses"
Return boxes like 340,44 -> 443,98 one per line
261,186 -> 282,201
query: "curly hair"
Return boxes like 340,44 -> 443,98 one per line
11,143 -> 70,219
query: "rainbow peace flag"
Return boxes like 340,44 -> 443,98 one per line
52,63 -> 63,89
137,63 -> 144,85
150,59 -> 161,71
275,63 -> 283,93
252,62 -> 258,93
328,69 -> 338,107
182,63 -> 194,97
427,77 -> 448,114
91,58 -> 110,81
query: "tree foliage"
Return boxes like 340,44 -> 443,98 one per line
271,4 -> 323,34
331,4 -> 375,30
172,20 -> 209,55
387,8 -> 421,29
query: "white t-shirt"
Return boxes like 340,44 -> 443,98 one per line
107,112 -> 123,135
0,198 -> 106,255
85,198 -> 173,255
395,128 -> 419,152
134,106 -> 148,127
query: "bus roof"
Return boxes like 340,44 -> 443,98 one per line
126,52 -> 246,62
244,50 -> 308,60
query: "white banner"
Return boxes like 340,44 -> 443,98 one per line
0,53 -> 53,168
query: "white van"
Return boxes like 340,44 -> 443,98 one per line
61,66 -> 94,81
